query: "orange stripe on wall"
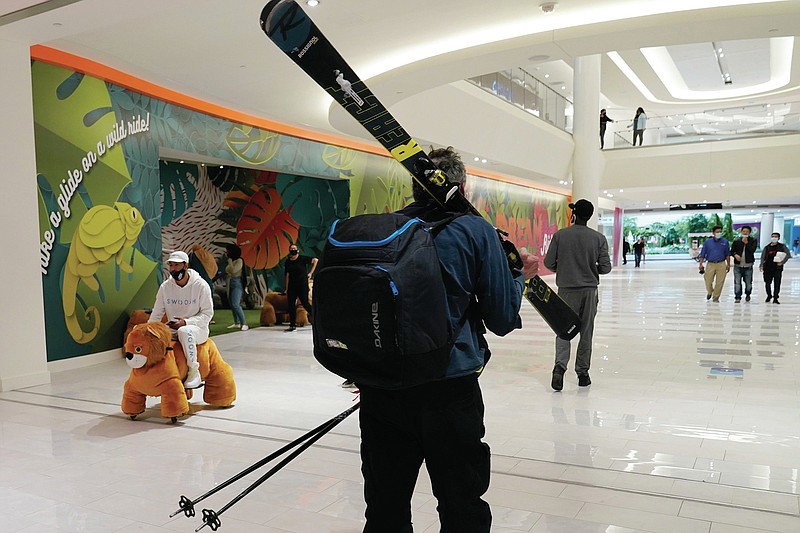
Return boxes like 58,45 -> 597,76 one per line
29,44 -> 564,195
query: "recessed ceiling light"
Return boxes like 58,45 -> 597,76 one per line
619,189 -> 624,192
544,74 -> 550,78
481,159 -> 487,163
179,160 -> 184,163
752,200 -> 757,204
474,156 -> 480,161
307,0 -> 319,6
663,202 -> 668,205
721,183 -> 725,187
528,55 -> 550,62
220,165 -> 224,168
702,184 -> 707,188
561,86 -> 566,90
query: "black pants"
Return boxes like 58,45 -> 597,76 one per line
359,375 -> 491,533
764,269 -> 783,298
633,129 -> 643,146
286,282 -> 311,326
634,250 -> 643,267
600,125 -> 607,148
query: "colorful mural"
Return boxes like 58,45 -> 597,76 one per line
466,178 -> 570,272
33,59 -> 568,361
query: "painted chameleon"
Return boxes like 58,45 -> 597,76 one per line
63,202 -> 144,344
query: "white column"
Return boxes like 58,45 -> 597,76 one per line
760,213 -> 775,250
773,216 -> 785,238
0,39 -> 51,390
571,55 -> 604,230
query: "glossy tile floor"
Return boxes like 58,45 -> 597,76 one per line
1,260 -> 799,532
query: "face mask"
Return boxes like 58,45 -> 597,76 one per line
771,237 -> 779,243
741,234 -> 749,238
170,268 -> 186,281
289,250 -> 299,256
713,233 -> 721,239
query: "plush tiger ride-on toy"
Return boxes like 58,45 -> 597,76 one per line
122,322 -> 236,423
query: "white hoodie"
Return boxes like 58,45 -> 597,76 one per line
148,268 -> 213,332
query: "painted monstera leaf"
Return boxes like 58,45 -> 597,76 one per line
159,161 -> 198,226
32,62 -> 133,242
276,173 -> 349,227
238,188 -> 299,269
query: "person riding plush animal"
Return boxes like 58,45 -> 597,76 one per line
148,250 -> 213,389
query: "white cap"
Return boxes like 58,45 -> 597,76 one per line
167,251 -> 189,264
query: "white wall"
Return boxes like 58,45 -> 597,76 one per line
0,39 -> 50,390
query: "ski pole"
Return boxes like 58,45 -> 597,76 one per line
195,401 -> 360,531
169,401 -> 359,520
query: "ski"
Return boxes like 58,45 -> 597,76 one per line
259,0 -> 580,341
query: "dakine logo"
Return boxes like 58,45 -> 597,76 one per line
371,302 -> 381,348
297,36 -> 318,58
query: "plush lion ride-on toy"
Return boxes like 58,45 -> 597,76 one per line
122,321 -> 236,423
260,285 -> 312,327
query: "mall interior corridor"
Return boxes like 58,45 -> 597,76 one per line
0,261 -> 797,533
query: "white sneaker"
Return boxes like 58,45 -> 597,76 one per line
184,368 -> 203,389
227,324 -> 240,329
241,325 -> 249,331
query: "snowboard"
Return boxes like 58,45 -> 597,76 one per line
259,0 -> 581,341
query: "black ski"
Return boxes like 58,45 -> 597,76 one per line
259,0 -> 580,341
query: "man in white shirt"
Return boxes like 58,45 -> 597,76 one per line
148,251 -> 213,388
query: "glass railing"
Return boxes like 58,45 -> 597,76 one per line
604,101 -> 800,149
468,68 -> 574,133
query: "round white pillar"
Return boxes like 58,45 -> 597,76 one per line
571,55 -> 604,229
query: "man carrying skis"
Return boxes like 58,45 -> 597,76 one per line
357,147 -> 540,533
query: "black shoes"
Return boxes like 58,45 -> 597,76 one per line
735,298 -> 741,303
284,326 -> 297,332
745,295 -> 751,302
774,298 -> 780,305
551,365 -> 565,391
706,294 -> 712,301
765,296 -> 772,302
578,374 -> 592,387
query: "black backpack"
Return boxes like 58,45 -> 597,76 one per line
312,212 -> 460,389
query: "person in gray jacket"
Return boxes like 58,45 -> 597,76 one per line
544,199 -> 612,391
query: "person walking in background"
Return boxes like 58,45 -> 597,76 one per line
600,109 -> 614,149
697,226 -> 731,302
730,226 -> 757,303
631,107 -> 646,146
633,237 -> 645,267
544,199 -> 612,391
760,233 -> 791,304
622,239 -> 630,265
283,243 -> 317,332
224,243 -> 248,331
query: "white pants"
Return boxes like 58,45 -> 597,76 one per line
174,325 -> 208,374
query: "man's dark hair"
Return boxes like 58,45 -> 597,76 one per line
740,225 -> 752,232
712,225 -> 722,232
412,146 -> 466,202
772,232 -> 780,238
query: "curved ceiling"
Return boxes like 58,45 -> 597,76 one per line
3,0 -> 800,211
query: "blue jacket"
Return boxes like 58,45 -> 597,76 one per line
400,202 -> 525,378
